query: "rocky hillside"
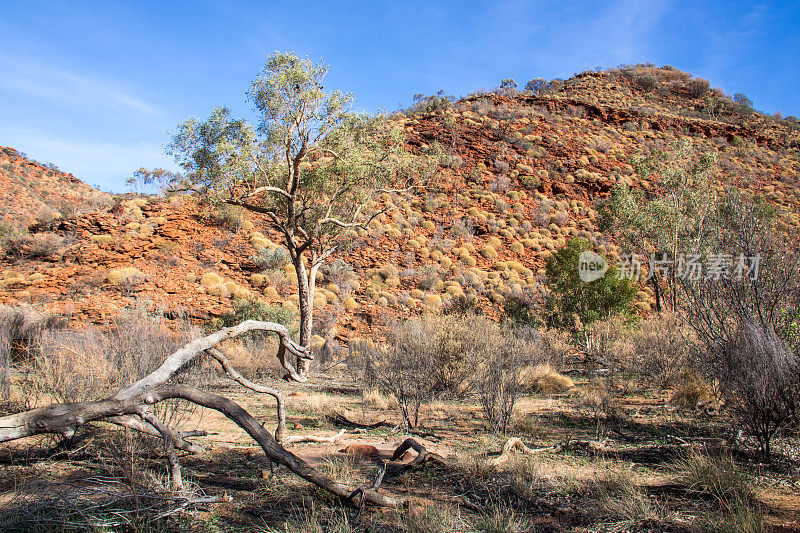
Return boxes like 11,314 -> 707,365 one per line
0,147 -> 113,230
1,65 -> 799,341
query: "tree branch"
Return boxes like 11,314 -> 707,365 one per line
204,346 -> 287,442
0,384 -> 399,508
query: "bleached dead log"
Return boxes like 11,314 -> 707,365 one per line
488,437 -> 553,466
285,428 -> 347,444
487,437 -> 609,466
0,321 -> 401,508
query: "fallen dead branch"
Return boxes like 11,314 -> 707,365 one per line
285,428 -> 347,444
327,412 -> 441,440
487,436 -> 609,466
390,438 -> 450,469
0,321 -> 400,508
327,412 -> 393,430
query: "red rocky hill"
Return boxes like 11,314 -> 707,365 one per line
2,65 -> 799,342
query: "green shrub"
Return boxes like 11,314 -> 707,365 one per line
250,246 -> 290,271
211,299 -> 297,335
519,174 -> 541,192
544,238 -> 636,330
408,90 -> 452,114
210,203 -> 245,231
498,78 -> 518,94
733,93 -> 755,116
524,77 -> 547,94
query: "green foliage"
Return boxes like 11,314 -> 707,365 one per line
250,246 -> 290,271
135,51 -> 435,353
211,299 -> 297,333
409,90 -> 453,114
544,238 -> 636,330
499,78 -> 518,93
733,93 -> 755,116
519,174 -> 541,192
524,77 -> 547,94
599,139 -> 717,264
0,221 -> 19,253
155,51 -> 434,261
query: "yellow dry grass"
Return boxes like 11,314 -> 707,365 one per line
521,363 -> 574,394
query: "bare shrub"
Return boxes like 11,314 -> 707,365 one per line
680,192 -> 800,459
450,218 -> 474,239
24,328 -> 112,404
15,307 -> 203,412
718,321 -> 799,458
351,333 -> 436,428
1,306 -> 68,411
626,313 -> 696,386
472,326 -> 535,433
4,232 -> 64,259
416,265 -> 442,291
493,159 -> 510,173
535,328 -> 573,369
488,174 -> 511,192
439,153 -> 464,169
220,337 -> 282,380
353,316 -> 536,430
583,316 -> 626,373
0,306 -> 68,362
581,378 -> 619,440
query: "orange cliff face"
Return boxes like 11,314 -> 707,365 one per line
1,66 -> 798,340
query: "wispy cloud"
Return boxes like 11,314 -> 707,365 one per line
594,0 -> 670,61
6,126 -> 175,191
0,57 -> 162,120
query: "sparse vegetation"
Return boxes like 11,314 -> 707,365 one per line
2,60 -> 799,530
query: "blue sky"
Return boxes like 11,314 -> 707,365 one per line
1,1 -> 798,191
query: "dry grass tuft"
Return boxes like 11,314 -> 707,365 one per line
588,467 -> 668,527
672,452 -> 765,532
668,371 -> 717,409
362,388 -> 397,410
294,392 -> 340,416
520,363 -> 574,394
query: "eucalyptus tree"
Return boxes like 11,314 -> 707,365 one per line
138,52 -> 432,380
599,139 -> 717,311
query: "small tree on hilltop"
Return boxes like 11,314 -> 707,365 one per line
499,78 -> 518,95
524,77 -> 547,95
135,52 -> 433,380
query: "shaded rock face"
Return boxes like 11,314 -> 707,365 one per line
1,67 -> 799,338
